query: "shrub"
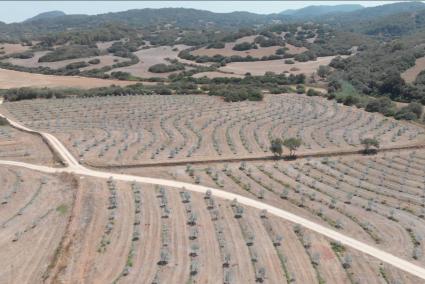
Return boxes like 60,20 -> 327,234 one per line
365,97 -> 396,116
65,61 -> 89,70
233,42 -> 256,51
110,71 -> 133,80
88,58 -> 101,64
207,42 -> 225,49
39,45 -> 100,62
284,59 -> 294,64
306,89 -> 321,97
296,85 -> 305,94
9,51 -> 34,59
209,85 -> 263,102
148,63 -> 184,73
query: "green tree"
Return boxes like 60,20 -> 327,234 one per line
361,138 -> 380,154
283,137 -> 302,157
317,65 -> 331,79
270,138 -> 283,157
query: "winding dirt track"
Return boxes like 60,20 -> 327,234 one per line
1,113 -> 425,280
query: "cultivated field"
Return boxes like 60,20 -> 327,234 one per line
401,56 -> 425,83
2,93 -> 423,167
0,168 -> 75,283
124,148 -> 425,279
0,165 -> 421,283
218,55 -> 343,76
0,68 -> 137,89
0,123 -> 55,165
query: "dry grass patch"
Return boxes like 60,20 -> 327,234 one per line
4,52 -> 129,70
0,43 -> 30,56
219,55 -> 341,76
401,57 -> 425,83
110,45 -> 190,78
0,68 -> 139,89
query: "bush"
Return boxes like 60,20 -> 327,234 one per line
209,85 -> 263,102
110,71 -> 133,80
233,42 -> 256,51
65,61 -> 89,70
306,89 -> 321,96
148,63 -> 184,73
88,58 -> 101,64
39,45 -> 100,62
276,48 -> 287,55
365,97 -> 396,116
9,51 -> 34,59
284,59 -> 294,64
207,42 -> 225,49
294,51 -> 317,62
296,85 -> 305,94
394,110 -> 418,120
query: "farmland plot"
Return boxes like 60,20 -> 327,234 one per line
0,123 -> 55,165
2,93 -> 423,167
128,148 -> 425,273
0,168 -> 75,284
0,168 -> 419,283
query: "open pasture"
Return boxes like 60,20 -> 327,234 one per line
110,45 -> 190,78
0,43 -> 30,56
0,168 -> 75,283
2,93 -> 424,166
191,35 -> 307,58
218,55 -> 342,76
0,167 -> 420,283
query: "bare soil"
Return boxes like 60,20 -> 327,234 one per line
0,68 -> 137,89
401,56 -> 425,83
219,55 -> 343,76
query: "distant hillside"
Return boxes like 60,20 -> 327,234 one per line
322,2 -> 425,28
1,3 -> 425,42
23,10 -> 66,23
280,4 -> 363,18
355,9 -> 425,37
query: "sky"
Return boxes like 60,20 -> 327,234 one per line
1,1 -> 405,23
